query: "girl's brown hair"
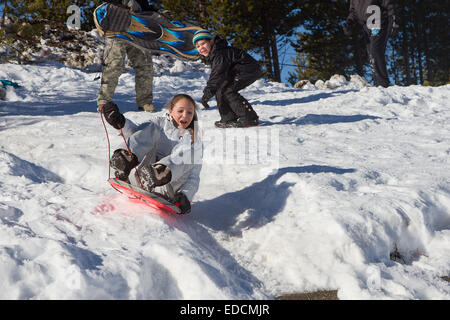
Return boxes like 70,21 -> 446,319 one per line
169,94 -> 197,112
168,94 -> 198,142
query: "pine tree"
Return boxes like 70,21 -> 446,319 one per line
160,0 -> 211,27
289,1 -> 364,84
78,0 -> 104,31
220,0 -> 301,82
290,0 -> 448,86
287,52 -> 325,85
4,0 -> 104,30
388,0 -> 448,86
162,0 -> 301,82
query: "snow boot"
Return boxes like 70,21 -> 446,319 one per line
233,117 -> 259,128
143,103 -> 156,112
135,163 -> 172,192
214,119 -> 237,128
215,117 -> 259,128
111,149 -> 139,181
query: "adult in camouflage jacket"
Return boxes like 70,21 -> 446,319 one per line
97,0 -> 155,112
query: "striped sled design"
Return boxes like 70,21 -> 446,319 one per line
109,178 -> 181,214
94,3 -> 201,61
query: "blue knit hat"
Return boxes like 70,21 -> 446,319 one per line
192,29 -> 213,45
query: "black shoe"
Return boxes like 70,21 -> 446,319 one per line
227,118 -> 259,128
214,119 -> 237,128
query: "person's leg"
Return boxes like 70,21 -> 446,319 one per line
367,19 -> 391,87
127,44 -> 154,110
97,39 -> 127,107
232,68 -> 262,92
215,80 -> 239,123
152,183 -> 176,202
222,80 -> 258,122
128,144 -> 158,188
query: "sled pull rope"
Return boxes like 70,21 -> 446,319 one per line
99,110 -> 112,179
99,110 -> 145,190
117,130 -> 145,189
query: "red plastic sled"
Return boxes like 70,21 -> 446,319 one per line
108,178 -> 181,214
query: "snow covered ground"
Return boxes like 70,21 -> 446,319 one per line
0,57 -> 449,300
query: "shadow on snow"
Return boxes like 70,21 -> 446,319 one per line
260,113 -> 382,127
192,165 -> 356,236
253,89 -> 360,107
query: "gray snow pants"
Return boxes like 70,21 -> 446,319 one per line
125,124 -> 199,202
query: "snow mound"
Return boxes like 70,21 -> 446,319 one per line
295,74 -> 372,91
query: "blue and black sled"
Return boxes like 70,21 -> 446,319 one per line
94,3 -> 202,61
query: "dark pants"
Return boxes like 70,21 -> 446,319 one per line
362,17 -> 392,87
215,71 -> 261,122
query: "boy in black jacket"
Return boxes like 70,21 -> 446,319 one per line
193,30 -> 263,128
343,0 -> 397,87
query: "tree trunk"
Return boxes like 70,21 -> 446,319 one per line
353,35 -> 365,76
262,15 -> 274,81
414,5 -> 424,84
270,32 -> 281,82
263,4 -> 280,82
263,44 -> 274,81
391,46 -> 398,84
400,13 -> 412,85
420,0 -> 433,83
423,22 -> 432,83
1,0 -> 7,29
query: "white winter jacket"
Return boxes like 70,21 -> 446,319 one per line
119,113 -> 203,202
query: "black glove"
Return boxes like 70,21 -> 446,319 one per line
111,149 -> 139,181
101,101 -> 125,130
201,96 -> 210,109
174,192 -> 191,214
